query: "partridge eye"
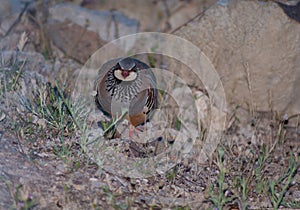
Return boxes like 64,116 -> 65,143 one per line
132,66 -> 138,72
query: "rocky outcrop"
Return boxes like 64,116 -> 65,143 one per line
175,0 -> 300,121
47,3 -> 139,63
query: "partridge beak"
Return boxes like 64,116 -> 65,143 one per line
121,70 -> 130,78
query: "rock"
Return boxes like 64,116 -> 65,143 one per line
0,51 -> 51,77
0,33 -> 19,50
0,0 -> 18,36
0,0 -> 38,52
47,20 -> 105,64
81,0 -> 164,31
0,51 -> 49,113
0,0 -> 31,36
48,3 -> 139,41
0,50 -> 81,97
81,0 -> 217,32
47,3 -> 139,63
175,0 -> 300,122
0,0 -> 12,22
162,0 -> 218,32
277,1 -> 300,23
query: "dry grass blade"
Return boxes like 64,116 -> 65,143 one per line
17,32 -> 29,52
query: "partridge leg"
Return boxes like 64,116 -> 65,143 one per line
128,110 -> 148,138
129,124 -> 136,138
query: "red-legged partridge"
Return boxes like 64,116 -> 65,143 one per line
95,57 -> 157,133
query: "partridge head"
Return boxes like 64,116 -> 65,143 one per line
95,57 -> 157,127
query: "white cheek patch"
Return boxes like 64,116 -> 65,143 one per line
114,70 -> 137,81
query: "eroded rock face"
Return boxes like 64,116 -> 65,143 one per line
0,0 -> 22,46
81,0 -> 217,32
48,3 -> 139,63
48,3 -> 139,41
175,0 -> 300,119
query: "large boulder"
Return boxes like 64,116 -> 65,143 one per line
175,0 -> 300,121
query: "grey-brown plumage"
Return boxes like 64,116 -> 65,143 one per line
95,57 -> 157,126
